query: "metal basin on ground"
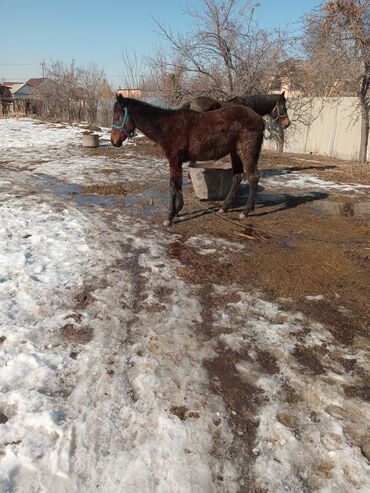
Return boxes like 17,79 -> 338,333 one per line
82,133 -> 100,148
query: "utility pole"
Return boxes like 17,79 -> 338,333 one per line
41,60 -> 45,77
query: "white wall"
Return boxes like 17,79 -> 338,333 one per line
264,97 -> 368,162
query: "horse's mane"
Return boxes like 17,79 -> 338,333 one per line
242,94 -> 279,114
115,97 -> 180,115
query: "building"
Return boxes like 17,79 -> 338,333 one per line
117,88 -> 142,99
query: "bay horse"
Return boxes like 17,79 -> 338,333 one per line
111,96 -> 264,226
180,92 -> 290,129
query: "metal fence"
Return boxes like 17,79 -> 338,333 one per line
264,97 -> 368,162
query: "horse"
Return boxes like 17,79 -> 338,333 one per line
111,95 -> 265,226
180,92 -> 290,129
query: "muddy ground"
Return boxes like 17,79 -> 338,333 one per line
81,138 -> 370,489
86,138 -> 370,347
3,117 -> 370,491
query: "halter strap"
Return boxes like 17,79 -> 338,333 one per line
112,107 -> 129,132
272,101 -> 288,122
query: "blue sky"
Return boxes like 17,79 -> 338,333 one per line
1,0 -> 321,87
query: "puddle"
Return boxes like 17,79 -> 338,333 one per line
33,173 -> 370,222
313,199 -> 370,220
254,192 -> 370,221
124,182 -> 169,218
249,191 -> 329,216
34,174 -> 187,219
33,174 -> 122,208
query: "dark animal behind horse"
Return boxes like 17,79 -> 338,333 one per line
111,96 -> 264,226
182,92 -> 290,129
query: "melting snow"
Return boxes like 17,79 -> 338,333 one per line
261,169 -> 370,195
0,118 -> 369,492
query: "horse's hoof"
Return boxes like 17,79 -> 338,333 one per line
163,219 -> 172,227
218,208 -> 225,214
239,212 -> 247,220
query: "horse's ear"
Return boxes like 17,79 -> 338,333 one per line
280,91 -> 285,99
116,93 -> 124,105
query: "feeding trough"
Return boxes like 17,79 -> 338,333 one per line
188,161 -> 232,200
82,133 -> 100,148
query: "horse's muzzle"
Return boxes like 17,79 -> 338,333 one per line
111,129 -> 124,147
280,116 -> 290,129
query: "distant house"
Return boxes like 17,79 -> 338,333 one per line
3,78 -> 58,115
269,76 -> 304,98
9,83 -> 34,100
117,88 -> 142,99
0,83 -> 12,100
0,83 -> 13,116
26,77 -> 57,97
268,59 -> 305,98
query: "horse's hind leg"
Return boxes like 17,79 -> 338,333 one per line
238,131 -> 263,219
219,150 -> 244,213
164,159 -> 183,227
175,185 -> 184,215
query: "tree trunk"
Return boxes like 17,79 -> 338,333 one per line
276,124 -> 284,152
359,101 -> 369,163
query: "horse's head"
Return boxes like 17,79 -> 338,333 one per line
111,95 -> 136,147
271,92 -> 290,129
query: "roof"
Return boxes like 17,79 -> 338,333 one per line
26,78 -> 49,88
1,82 -> 20,87
10,83 -> 28,94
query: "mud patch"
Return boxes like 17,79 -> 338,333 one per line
343,384 -> 370,402
277,382 -> 302,404
74,286 -> 96,309
205,348 -> 265,439
255,349 -> 280,375
170,405 -> 200,421
60,323 -> 93,344
292,345 -> 325,375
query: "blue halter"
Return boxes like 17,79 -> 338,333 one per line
112,107 -> 129,132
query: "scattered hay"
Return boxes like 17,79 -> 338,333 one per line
82,183 -> 127,196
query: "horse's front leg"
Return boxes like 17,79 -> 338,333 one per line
163,161 -> 183,227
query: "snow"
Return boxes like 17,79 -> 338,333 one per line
261,168 -> 370,194
0,118 -> 369,492
212,289 -> 370,492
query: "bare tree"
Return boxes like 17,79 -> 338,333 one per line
45,60 -> 82,123
121,50 -> 147,90
96,78 -> 115,127
80,63 -> 112,124
149,0 -> 293,102
302,0 -> 370,162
